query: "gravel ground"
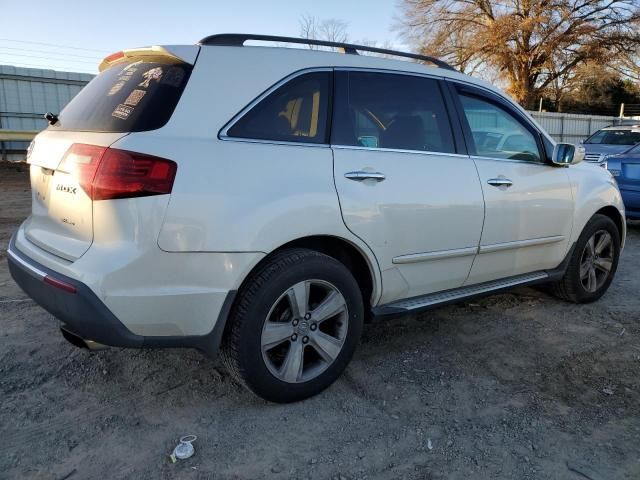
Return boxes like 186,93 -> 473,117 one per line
1,162 -> 639,479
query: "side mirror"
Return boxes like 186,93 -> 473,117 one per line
551,143 -> 584,166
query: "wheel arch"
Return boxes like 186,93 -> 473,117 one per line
272,235 -> 379,314
594,205 -> 626,248
232,235 -> 380,318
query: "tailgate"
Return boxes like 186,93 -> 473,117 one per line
22,46 -> 197,261
25,130 -> 127,260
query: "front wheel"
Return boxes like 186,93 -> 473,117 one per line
221,248 -> 364,403
551,214 -> 621,303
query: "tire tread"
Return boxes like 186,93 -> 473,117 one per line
550,214 -> 620,304
221,248 -> 335,395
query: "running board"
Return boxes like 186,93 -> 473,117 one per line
373,271 -> 549,317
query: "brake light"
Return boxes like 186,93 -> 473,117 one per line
93,149 -> 177,200
103,51 -> 125,63
59,143 -> 177,201
58,143 -> 107,196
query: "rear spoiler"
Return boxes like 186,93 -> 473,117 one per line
99,45 -> 199,72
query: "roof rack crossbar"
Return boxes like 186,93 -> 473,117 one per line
197,34 -> 456,71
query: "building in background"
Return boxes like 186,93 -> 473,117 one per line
0,65 -> 93,161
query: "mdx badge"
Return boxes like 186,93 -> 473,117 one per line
56,184 -> 77,194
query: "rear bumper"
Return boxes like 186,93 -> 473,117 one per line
7,233 -> 235,356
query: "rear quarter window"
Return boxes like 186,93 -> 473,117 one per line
53,59 -> 192,133
226,72 -> 330,144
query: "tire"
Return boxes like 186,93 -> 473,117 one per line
551,214 -> 621,303
221,248 -> 364,403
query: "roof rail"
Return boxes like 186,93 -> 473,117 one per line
197,33 -> 456,71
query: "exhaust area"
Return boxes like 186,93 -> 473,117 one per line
60,327 -> 108,351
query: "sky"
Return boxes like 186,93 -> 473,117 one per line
0,0 -> 403,74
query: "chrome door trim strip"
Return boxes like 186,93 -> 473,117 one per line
392,246 -> 478,264
479,235 -> 566,254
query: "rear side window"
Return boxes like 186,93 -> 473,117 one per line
331,71 -> 455,154
227,72 -> 330,144
55,59 -> 192,132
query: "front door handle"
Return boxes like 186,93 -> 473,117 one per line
487,178 -> 513,187
345,171 -> 386,182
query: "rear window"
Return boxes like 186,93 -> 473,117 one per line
54,59 -> 192,132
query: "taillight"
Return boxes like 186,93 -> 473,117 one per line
58,143 -> 107,196
93,149 -> 177,200
59,143 -> 177,201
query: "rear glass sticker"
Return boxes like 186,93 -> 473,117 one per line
161,67 -> 185,88
119,61 -> 142,75
117,70 -> 136,83
112,104 -> 134,120
124,89 -> 146,106
139,67 -> 163,88
108,81 -> 126,96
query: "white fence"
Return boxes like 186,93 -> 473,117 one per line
527,111 -> 628,144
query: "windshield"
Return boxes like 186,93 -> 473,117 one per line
53,59 -> 192,133
584,129 -> 640,145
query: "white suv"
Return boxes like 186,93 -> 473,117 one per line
8,34 -> 626,402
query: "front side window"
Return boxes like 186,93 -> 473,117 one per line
227,72 -> 330,144
459,94 -> 541,162
331,71 -> 455,154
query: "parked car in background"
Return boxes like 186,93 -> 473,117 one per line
606,143 -> 640,219
582,124 -> 640,163
7,34 -> 626,403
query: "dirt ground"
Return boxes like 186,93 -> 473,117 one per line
1,162 -> 639,480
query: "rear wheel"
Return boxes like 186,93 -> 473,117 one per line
551,214 -> 620,303
221,248 -> 364,403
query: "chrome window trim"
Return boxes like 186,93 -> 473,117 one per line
333,144 -> 468,158
470,155 -> 550,166
333,66 -> 444,81
219,67 -> 333,143
218,137 -> 330,148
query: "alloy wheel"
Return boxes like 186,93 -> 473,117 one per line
579,229 -> 614,293
260,279 -> 349,383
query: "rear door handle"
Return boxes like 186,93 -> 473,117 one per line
345,171 -> 386,182
487,178 -> 513,187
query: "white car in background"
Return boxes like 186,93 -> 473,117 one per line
8,34 -> 626,403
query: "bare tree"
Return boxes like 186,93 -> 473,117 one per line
299,15 -> 349,50
398,0 -> 640,108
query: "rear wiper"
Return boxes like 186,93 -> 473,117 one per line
44,112 -> 59,125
